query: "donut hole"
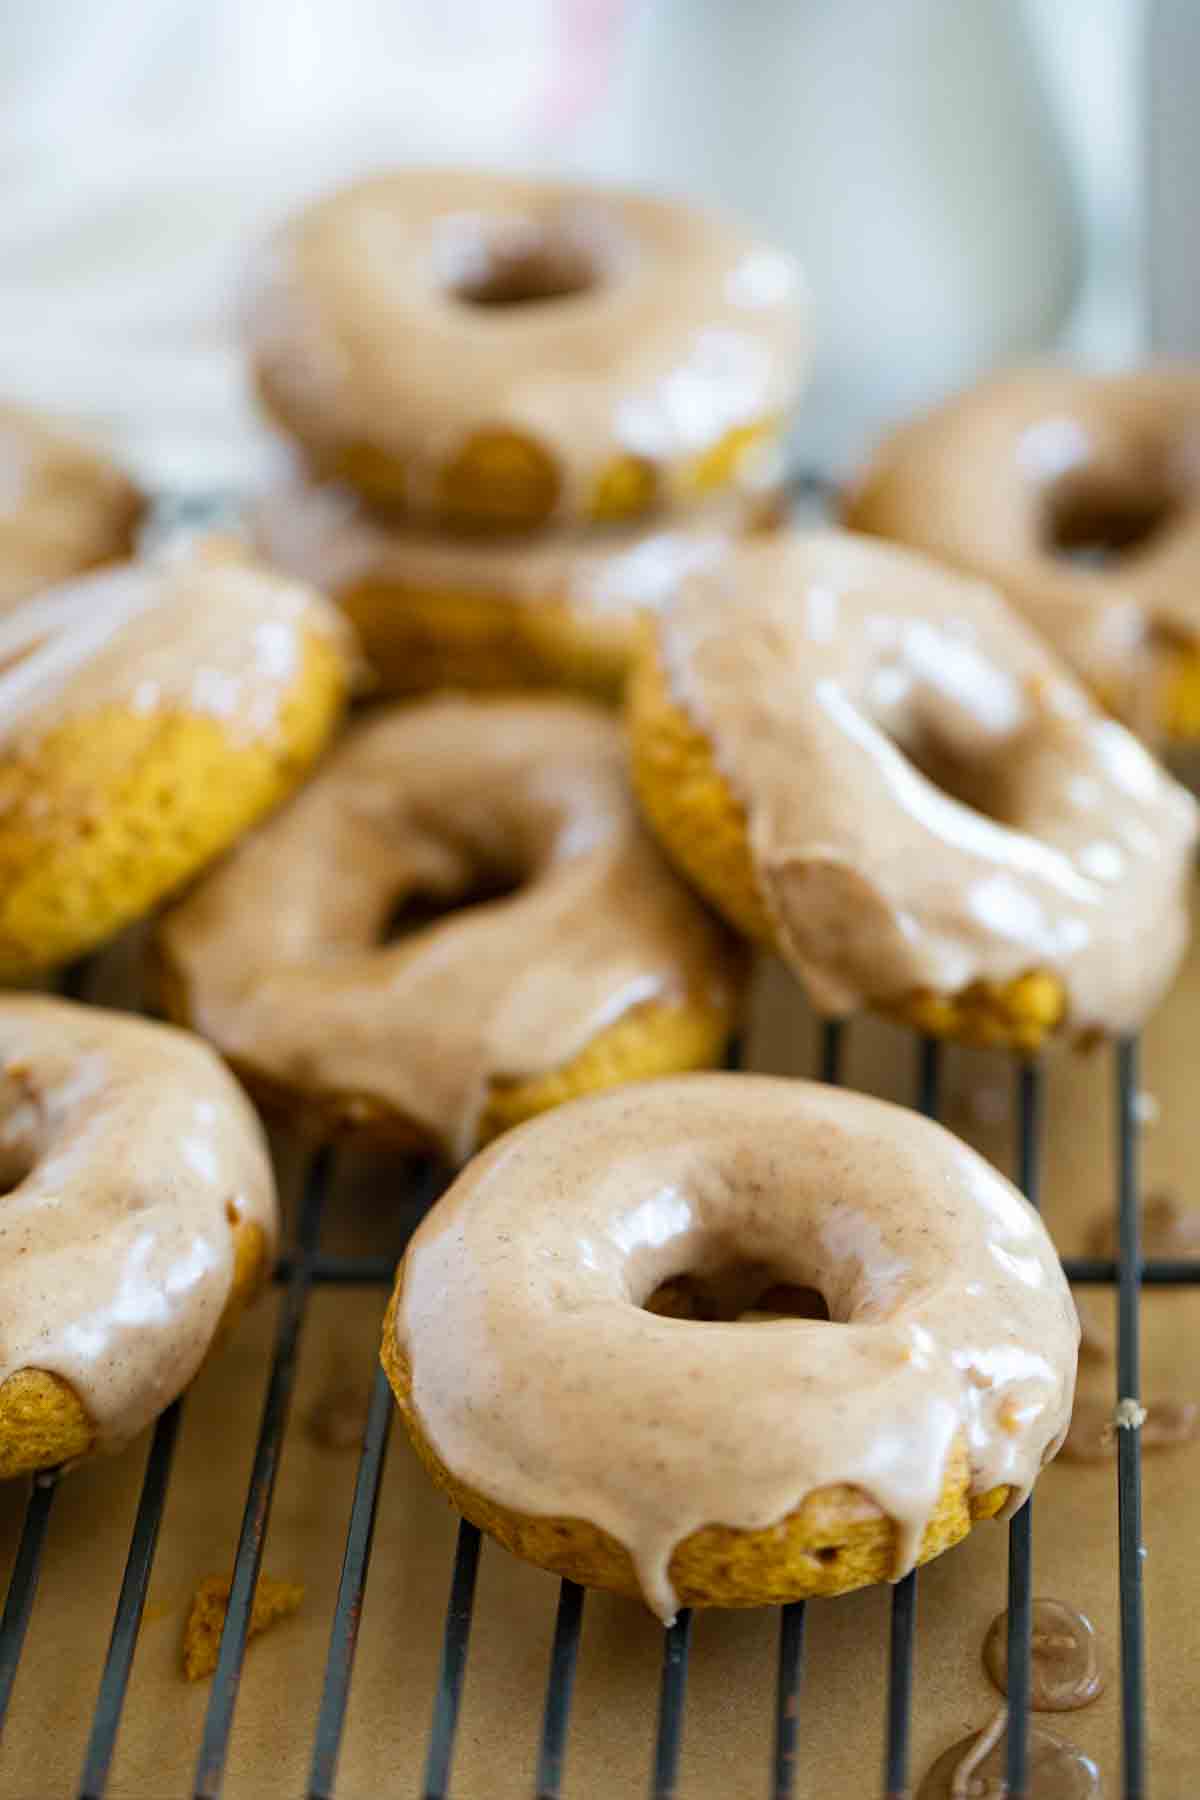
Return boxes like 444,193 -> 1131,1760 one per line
379,868 -> 524,945
1042,471 -> 1179,567
437,214 -> 602,310
644,1265 -> 831,1325
0,1145 -> 33,1196
891,726 -> 1010,823
0,1072 -> 37,1195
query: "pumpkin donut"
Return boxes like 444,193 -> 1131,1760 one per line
0,996 -> 277,1479
246,167 -> 809,531
254,475 -> 780,700
0,402 -> 144,611
844,365 -> 1200,748
157,694 -> 744,1164
384,1073 -> 1078,1619
0,536 -> 353,979
628,528 -> 1197,1051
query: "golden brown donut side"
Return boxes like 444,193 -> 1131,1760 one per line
383,1285 -> 1008,1606
0,629 -> 347,979
253,477 -> 785,702
0,1217 -> 270,1480
628,625 -> 1068,1052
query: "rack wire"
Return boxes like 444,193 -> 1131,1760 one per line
0,472 -> 1168,1796
0,997 -> 1163,1798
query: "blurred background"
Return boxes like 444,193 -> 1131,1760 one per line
0,0 -> 1178,491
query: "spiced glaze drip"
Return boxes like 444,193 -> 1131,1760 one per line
657,529 -> 1198,1034
394,1074 -> 1078,1621
983,1599 -> 1104,1710
917,1709 -> 1102,1798
0,997 -> 278,1453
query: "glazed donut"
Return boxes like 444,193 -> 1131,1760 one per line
246,168 -> 809,531
0,996 -> 277,1479
0,403 -> 143,610
628,529 -> 1198,1050
844,365 -> 1200,745
157,695 -> 744,1163
254,475 -> 779,700
0,537 -> 353,979
384,1073 -> 1078,1618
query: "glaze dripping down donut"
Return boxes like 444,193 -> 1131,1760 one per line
386,1074 -> 1078,1620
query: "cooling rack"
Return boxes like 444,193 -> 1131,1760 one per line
0,476 -> 1182,1797
0,987 -> 1167,1799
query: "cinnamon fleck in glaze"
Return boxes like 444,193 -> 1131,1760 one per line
0,996 -> 277,1455
656,529 -> 1198,1034
393,1074 -> 1078,1620
158,697 -> 741,1164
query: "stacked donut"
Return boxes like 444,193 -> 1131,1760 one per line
247,167 -> 811,699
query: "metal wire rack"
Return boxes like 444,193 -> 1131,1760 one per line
0,478 -> 1179,1797
0,984 -> 1172,1799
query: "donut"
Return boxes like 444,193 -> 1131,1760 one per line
0,996 -> 277,1478
0,403 -> 144,610
0,537 -> 353,979
383,1073 -> 1078,1618
627,528 -> 1198,1050
844,365 -> 1200,745
254,475 -> 779,700
156,695 -> 745,1163
246,168 -> 809,530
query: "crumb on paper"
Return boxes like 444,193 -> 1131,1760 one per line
1133,1090 -> 1160,1128
1062,1396 -> 1198,1461
1112,1398 -> 1148,1433
182,1573 -> 304,1681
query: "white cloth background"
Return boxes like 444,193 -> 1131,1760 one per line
0,0 -> 1142,492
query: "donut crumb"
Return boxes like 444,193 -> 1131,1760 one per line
182,1572 -> 304,1681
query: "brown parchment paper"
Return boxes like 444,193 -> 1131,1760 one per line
2,912 -> 1199,1799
